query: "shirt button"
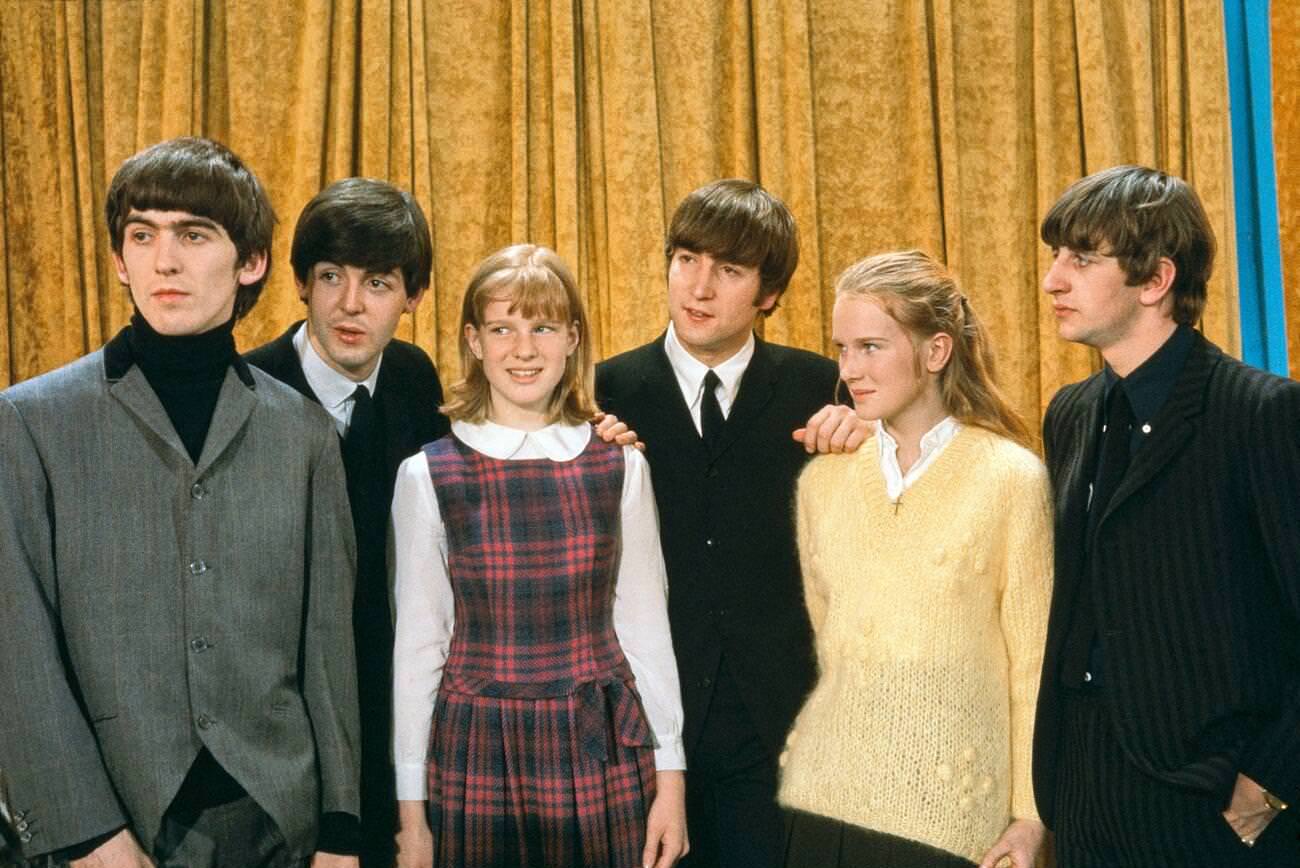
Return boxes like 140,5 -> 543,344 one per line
189,560 -> 208,576
705,538 -> 715,548
196,713 -> 214,730
190,637 -> 210,652
1083,671 -> 1093,683
191,482 -> 207,499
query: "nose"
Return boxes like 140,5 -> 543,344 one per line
340,276 -> 365,313
154,235 -> 180,275
1042,252 -> 1068,295
513,331 -> 537,359
838,352 -> 861,383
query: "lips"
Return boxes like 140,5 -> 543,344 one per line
683,307 -> 712,321
332,324 -> 367,345
151,288 -> 188,301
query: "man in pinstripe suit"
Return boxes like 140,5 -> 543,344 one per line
1032,165 -> 1300,867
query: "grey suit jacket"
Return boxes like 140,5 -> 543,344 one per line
0,335 -> 360,859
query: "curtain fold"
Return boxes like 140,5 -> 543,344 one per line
0,0 -> 1240,434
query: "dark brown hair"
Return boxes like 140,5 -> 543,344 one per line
291,178 -> 432,298
106,137 -> 276,320
1040,165 -> 1215,325
835,250 -> 1031,449
665,179 -> 799,314
442,244 -> 596,425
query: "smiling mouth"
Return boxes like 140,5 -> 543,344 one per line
684,307 -> 712,321
507,368 -> 542,380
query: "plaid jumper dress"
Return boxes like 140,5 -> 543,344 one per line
422,433 -> 658,867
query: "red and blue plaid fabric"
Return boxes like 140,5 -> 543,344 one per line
423,432 -> 657,867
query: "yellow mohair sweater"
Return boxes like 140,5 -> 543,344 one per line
778,426 -> 1053,862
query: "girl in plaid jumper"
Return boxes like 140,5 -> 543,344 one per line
392,245 -> 687,868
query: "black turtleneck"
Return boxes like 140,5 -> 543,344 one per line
127,312 -> 237,463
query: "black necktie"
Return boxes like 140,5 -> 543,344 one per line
344,384 -> 376,460
1087,384 -> 1135,541
701,370 -> 724,452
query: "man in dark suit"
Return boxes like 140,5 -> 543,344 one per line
245,178 -> 448,868
597,180 -> 864,868
1033,165 -> 1300,866
0,138 -> 360,866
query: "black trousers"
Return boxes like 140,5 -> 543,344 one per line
679,656 -> 785,868
1053,688 -> 1300,868
783,811 -> 976,868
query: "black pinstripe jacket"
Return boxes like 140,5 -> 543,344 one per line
1032,330 -> 1300,827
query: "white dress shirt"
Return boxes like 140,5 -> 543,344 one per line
390,419 -> 686,799
663,322 -> 754,435
876,416 -> 962,502
293,322 -> 381,436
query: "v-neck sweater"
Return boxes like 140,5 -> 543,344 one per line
778,426 -> 1053,862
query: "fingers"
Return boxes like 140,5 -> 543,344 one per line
796,405 -> 869,454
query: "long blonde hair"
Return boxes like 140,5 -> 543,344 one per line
441,244 -> 597,425
834,250 -> 1031,449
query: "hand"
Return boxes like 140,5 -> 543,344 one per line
394,801 -> 434,868
792,404 -> 871,454
71,829 -> 154,868
1223,773 -> 1280,846
641,770 -> 688,868
977,817 -> 1044,868
594,412 -> 644,450
309,854 -> 358,868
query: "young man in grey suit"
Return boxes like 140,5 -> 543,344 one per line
1033,166 -> 1300,866
596,180 -> 865,868
0,138 -> 361,867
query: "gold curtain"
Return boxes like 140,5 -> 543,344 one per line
0,0 -> 1236,435
1274,7 -> 1300,380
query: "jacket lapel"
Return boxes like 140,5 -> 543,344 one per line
109,365 -> 191,462
712,336 -> 775,463
195,369 -> 258,475
1098,333 -> 1218,529
635,335 -> 711,459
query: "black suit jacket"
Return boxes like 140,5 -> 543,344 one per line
1032,331 -> 1300,825
596,333 -> 840,756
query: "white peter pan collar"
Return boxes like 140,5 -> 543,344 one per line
451,418 -> 593,461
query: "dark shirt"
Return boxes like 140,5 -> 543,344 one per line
1102,323 -> 1196,456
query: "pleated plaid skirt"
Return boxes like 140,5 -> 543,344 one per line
422,433 -> 659,867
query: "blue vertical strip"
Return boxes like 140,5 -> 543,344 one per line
1223,0 -> 1288,375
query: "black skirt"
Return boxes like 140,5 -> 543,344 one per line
784,810 -> 978,868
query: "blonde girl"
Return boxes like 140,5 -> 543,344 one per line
392,244 -> 687,868
779,250 -> 1051,868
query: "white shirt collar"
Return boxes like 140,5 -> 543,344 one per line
451,418 -> 593,461
663,322 -> 754,421
876,415 -> 962,501
294,322 -> 382,416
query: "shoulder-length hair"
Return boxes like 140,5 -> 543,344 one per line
441,244 -> 597,425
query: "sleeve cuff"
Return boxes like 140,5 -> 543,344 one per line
315,812 -> 361,856
396,762 -> 429,801
653,738 -> 686,772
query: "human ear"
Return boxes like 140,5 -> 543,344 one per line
925,332 -> 954,374
464,323 -> 483,360
1138,257 -> 1176,309
237,250 -> 269,286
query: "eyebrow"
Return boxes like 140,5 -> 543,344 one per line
124,214 -> 222,233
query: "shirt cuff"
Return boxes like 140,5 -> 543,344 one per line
653,737 -> 687,772
396,762 -> 428,801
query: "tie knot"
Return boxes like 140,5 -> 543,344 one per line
1106,383 -> 1133,428
703,369 -> 721,391
352,384 -> 371,403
